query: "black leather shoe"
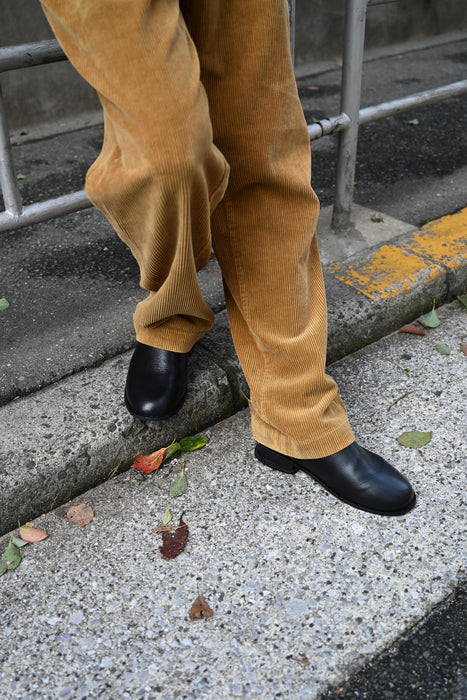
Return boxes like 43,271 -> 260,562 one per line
124,342 -> 188,421
255,441 -> 416,515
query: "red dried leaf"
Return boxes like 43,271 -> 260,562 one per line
189,595 -> 213,620
131,447 -> 168,474
398,324 -> 426,336
461,342 -> 467,357
159,517 -> 188,560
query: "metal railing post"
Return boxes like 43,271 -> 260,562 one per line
331,0 -> 368,231
0,81 -> 23,216
289,0 -> 296,66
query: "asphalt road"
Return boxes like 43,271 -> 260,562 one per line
321,586 -> 467,699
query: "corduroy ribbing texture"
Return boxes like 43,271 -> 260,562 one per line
41,0 -> 356,458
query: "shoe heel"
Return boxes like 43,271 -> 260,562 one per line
254,444 -> 299,475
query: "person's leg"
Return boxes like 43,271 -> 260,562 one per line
40,0 -> 231,419
182,0 -> 353,458
182,0 -> 415,514
40,0 -> 230,353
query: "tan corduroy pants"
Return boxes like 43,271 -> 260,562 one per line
41,0 -> 355,458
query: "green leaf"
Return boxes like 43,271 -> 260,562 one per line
407,118 -> 419,126
0,298 -> 9,311
179,436 -> 208,452
397,430 -> 432,449
457,295 -> 467,310
1,540 -> 21,572
11,536 -> 28,548
419,302 -> 440,329
19,129 -> 28,136
435,343 -> 451,355
16,173 -> 26,181
161,505 -> 172,526
169,463 -> 188,498
164,442 -> 182,461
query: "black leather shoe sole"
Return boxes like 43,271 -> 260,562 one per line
124,387 -> 187,422
255,442 -> 416,516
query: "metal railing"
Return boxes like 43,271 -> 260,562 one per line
0,40 -> 91,232
1,0 -> 467,233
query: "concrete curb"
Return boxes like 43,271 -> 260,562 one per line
1,207 -> 466,535
326,207 -> 467,362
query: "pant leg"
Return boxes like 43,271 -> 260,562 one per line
40,0 -> 230,352
182,0 -> 355,458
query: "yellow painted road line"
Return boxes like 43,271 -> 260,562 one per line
327,207 -> 467,301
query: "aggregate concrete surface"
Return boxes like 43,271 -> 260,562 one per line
0,301 -> 465,699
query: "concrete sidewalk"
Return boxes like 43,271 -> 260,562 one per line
0,300 -> 465,699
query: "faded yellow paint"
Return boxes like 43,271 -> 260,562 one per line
327,207 -> 467,300
408,207 -> 467,268
330,245 -> 443,301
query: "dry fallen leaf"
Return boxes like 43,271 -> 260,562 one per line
159,516 -> 188,560
397,430 -> 432,449
131,445 -> 174,474
178,436 -> 208,452
419,302 -> 440,329
0,540 -> 22,576
169,462 -> 188,498
66,503 -> 94,528
189,595 -> 213,620
130,435 -> 208,474
161,504 -> 172,526
371,212 -> 384,223
435,343 -> 451,355
398,324 -> 426,336
461,342 -> 467,357
19,524 -> 48,543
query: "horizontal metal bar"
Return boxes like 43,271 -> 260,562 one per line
359,80 -> 467,125
367,0 -> 400,6
308,113 -> 351,140
0,40 -> 65,73
0,191 -> 92,233
308,80 -> 467,142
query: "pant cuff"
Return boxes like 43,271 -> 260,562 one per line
251,413 -> 356,459
134,321 -> 210,353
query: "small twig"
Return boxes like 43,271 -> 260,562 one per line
107,461 -> 122,480
152,524 -> 185,534
387,391 -> 411,410
291,654 -> 310,666
49,492 -> 60,512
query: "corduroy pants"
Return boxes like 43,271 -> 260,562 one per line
41,0 -> 356,458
